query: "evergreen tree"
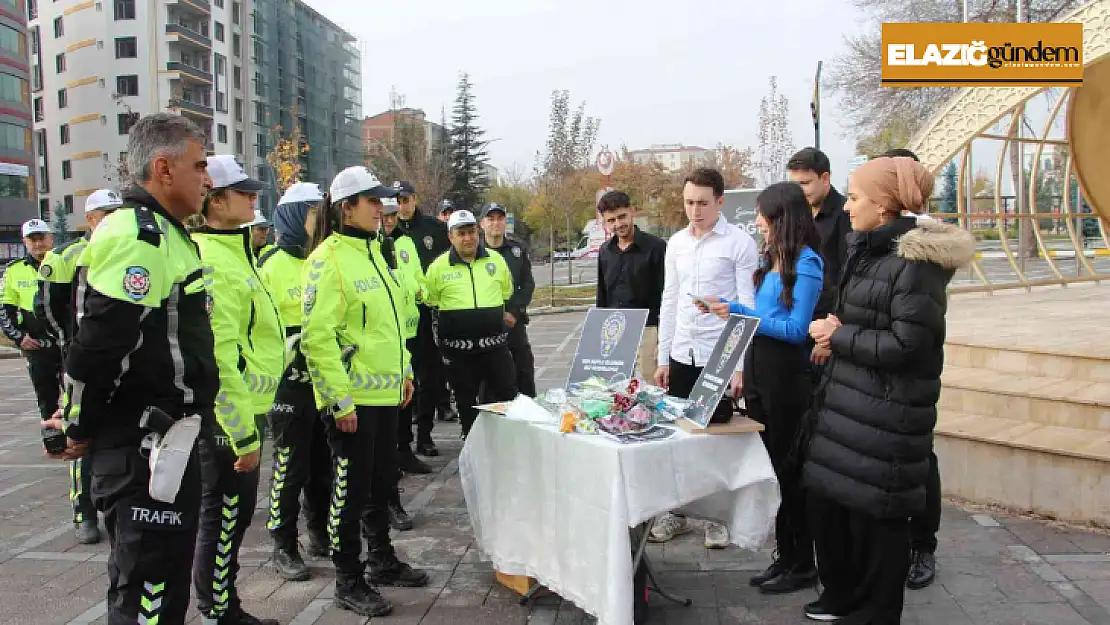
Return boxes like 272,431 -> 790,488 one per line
51,201 -> 70,245
447,73 -> 490,210
940,162 -> 958,223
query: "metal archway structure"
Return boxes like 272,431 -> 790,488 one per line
908,0 -> 1110,292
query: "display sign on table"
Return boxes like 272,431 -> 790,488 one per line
565,307 -> 649,389
684,314 -> 760,428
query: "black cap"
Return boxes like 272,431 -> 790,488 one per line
392,180 -> 416,197
439,199 -> 455,214
483,203 -> 507,218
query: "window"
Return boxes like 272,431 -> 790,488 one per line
217,123 -> 227,144
214,21 -> 224,42
116,74 -> 138,96
27,0 -> 37,20
256,165 -> 266,182
0,73 -> 25,105
0,121 -> 25,150
234,130 -> 242,154
59,123 -> 69,144
252,40 -> 262,62
231,1 -> 240,24
35,129 -> 48,193
233,97 -> 242,122
55,53 -> 64,73
255,139 -> 263,158
61,159 -> 71,179
113,0 -> 134,20
29,25 -> 37,53
56,88 -> 66,108
63,194 -> 73,214
253,101 -> 263,124
0,173 -> 29,199
213,0 -> 222,7
232,33 -> 240,57
214,53 -> 225,76
117,111 -> 138,134
232,65 -> 241,89
253,71 -> 261,96
0,24 -> 23,55
114,36 -> 136,58
215,91 -> 226,112
33,97 -> 42,122
53,16 -> 63,38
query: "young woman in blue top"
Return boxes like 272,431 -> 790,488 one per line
699,181 -> 824,595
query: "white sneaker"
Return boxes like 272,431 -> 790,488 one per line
704,521 -> 729,549
648,512 -> 691,543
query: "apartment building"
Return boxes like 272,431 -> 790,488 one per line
0,0 -> 35,259
362,107 -> 448,155
627,144 -> 716,171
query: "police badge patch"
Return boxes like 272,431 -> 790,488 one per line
400,249 -> 409,263
485,262 -> 496,276
204,292 -> 214,318
423,236 -> 433,250
123,266 -> 151,300
511,246 -> 521,258
39,264 -> 52,278
303,284 -> 317,315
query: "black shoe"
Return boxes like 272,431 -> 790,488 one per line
437,406 -> 458,422
334,577 -> 393,617
75,519 -> 101,545
398,451 -> 433,474
804,600 -> 842,622
368,552 -> 429,587
305,530 -> 330,558
759,567 -> 818,594
208,606 -> 279,625
749,557 -> 789,587
416,440 -> 439,457
389,500 -> 414,531
273,545 -> 310,581
906,550 -> 936,590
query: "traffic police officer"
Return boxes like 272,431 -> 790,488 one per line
37,189 -> 123,545
191,156 -> 283,625
302,166 -> 427,617
394,181 -> 456,441
423,209 -> 519,438
2,218 -> 60,423
246,210 -> 274,258
260,181 -> 333,580
46,113 -> 219,625
480,203 -> 536,397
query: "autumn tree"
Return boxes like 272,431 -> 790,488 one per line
265,101 -> 310,197
855,116 -> 916,157
756,77 -> 795,186
367,94 -> 454,216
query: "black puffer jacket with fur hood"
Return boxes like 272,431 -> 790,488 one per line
803,216 -> 975,519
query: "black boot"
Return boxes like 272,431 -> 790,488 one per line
304,529 -> 329,559
749,555 -> 789,587
906,550 -> 936,589
398,449 -> 433,474
213,606 -> 280,625
437,405 -> 458,422
389,494 -> 414,531
416,439 -> 439,457
759,566 -> 818,594
367,546 -> 429,587
75,518 -> 101,545
272,541 -> 310,581
334,575 -> 393,617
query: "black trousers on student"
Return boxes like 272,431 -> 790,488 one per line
743,336 -> 814,571
910,451 -> 942,553
666,358 -> 733,424
506,321 -> 536,398
810,492 -> 911,624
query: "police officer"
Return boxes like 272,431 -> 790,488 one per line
302,166 -> 427,617
190,155 -> 283,625
394,181 -> 456,448
3,219 -> 60,424
246,210 -> 274,258
424,210 -> 519,438
480,203 -> 536,397
44,113 -> 219,625
260,181 -> 333,580
36,189 -> 123,545
437,198 -> 455,223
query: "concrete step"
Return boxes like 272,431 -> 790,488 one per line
945,342 -> 1110,383
940,365 -> 1110,431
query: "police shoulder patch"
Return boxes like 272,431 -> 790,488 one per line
485,262 -> 496,276
400,249 -> 410,263
123,266 -> 151,300
303,284 -> 317,315
39,263 -> 53,278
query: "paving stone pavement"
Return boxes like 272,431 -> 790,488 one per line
1,311 -> 1109,624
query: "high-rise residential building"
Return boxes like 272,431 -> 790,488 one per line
0,0 -> 35,259
251,0 -> 361,212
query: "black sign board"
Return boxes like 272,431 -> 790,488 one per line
566,307 -> 650,388
723,189 -> 763,246
684,314 -> 760,428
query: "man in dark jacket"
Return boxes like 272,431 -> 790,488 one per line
481,203 -> 536,397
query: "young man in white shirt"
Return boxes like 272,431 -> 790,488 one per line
651,167 -> 759,548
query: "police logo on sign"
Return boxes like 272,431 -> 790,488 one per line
123,266 -> 151,300
423,236 -> 433,250
485,262 -> 496,276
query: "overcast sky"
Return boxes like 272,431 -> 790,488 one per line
309,0 -> 872,186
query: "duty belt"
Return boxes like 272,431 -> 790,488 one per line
441,333 -> 508,351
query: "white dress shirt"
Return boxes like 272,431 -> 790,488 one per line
657,215 -> 758,367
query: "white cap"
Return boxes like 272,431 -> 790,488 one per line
447,209 -> 478,230
381,197 -> 399,215
277,181 -> 324,206
245,210 -> 270,227
328,166 -> 397,203
22,218 -> 50,237
206,155 -> 266,192
85,189 -> 124,213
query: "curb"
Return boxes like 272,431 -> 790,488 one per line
0,348 -> 20,360
527,305 -> 592,317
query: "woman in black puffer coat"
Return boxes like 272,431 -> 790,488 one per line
802,156 -> 975,625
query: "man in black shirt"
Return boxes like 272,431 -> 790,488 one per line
595,191 -> 667,381
480,203 -> 536,396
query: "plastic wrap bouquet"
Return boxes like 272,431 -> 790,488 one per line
544,376 -> 693,435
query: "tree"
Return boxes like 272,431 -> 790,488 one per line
756,77 -> 795,187
104,92 -> 136,189
265,101 -> 310,197
448,73 -> 490,210
940,162 -> 958,221
51,201 -> 70,244
367,97 -> 454,216
855,116 -> 916,157
706,144 -> 757,190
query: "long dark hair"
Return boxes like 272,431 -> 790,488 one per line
307,192 -> 396,269
753,182 -> 821,309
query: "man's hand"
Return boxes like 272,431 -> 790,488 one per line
19,336 -> 40,350
728,371 -> 743,400
811,345 -> 831,365
654,365 -> 670,390
809,315 -> 841,348
335,409 -> 357,433
234,449 -> 260,473
401,378 -> 415,408
709,301 -> 731,320
503,312 -> 517,328
41,415 -> 88,460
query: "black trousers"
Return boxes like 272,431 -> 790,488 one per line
266,383 -> 331,548
810,492 -> 911,624
910,451 -> 941,553
667,358 -> 733,424
193,435 -> 260,618
443,346 -> 518,437
400,336 -> 433,451
324,405 -> 399,578
90,441 -> 202,625
70,457 -> 95,524
415,306 -> 451,422
24,343 -> 62,420
743,337 -> 814,571
507,321 -> 536,398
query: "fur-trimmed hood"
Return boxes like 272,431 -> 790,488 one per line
897,219 -> 976,270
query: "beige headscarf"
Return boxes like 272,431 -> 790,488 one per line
851,157 -> 935,216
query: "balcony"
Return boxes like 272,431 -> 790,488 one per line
165,23 -> 212,50
168,0 -> 210,16
168,97 -> 213,118
166,61 -> 212,84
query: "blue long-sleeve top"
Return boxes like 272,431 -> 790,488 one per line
726,246 -> 824,345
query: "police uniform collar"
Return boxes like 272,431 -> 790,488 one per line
339,225 -> 377,241
193,224 -> 248,236
276,241 -> 306,259
124,186 -> 191,237
449,244 -> 489,265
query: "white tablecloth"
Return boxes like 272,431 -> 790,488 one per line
458,413 -> 781,625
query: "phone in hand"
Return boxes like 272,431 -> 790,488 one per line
42,427 -> 66,455
687,293 -> 714,310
